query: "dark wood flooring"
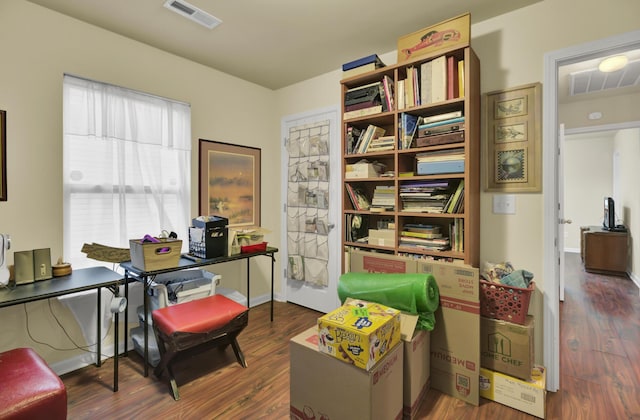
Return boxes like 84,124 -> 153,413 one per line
62,253 -> 640,419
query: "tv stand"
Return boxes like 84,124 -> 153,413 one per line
581,226 -> 628,276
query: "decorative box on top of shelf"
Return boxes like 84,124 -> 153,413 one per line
340,43 -> 480,269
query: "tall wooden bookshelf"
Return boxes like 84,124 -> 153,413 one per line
341,45 -> 480,271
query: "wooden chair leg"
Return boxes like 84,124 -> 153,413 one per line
230,337 -> 247,368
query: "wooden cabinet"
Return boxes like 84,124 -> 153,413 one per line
581,226 -> 628,275
340,45 -> 480,271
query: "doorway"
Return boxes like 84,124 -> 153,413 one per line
543,29 -> 640,392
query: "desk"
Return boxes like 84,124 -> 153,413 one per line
120,246 -> 278,376
581,226 -> 629,275
0,267 -> 124,391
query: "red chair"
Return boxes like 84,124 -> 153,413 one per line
152,294 -> 249,400
0,347 -> 67,419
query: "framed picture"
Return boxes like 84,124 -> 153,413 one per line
484,82 -> 542,192
0,110 -> 6,201
198,139 -> 261,228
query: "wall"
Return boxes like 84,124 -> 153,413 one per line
0,0 -> 279,367
277,0 -> 640,366
614,128 -> 640,279
563,135 -> 614,251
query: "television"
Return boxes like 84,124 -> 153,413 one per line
603,196 -> 615,231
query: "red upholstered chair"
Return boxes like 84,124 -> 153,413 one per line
152,294 -> 249,400
0,347 -> 67,420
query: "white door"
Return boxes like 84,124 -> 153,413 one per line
281,106 -> 341,314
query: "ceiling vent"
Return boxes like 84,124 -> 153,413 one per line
569,59 -> 640,96
163,0 -> 222,29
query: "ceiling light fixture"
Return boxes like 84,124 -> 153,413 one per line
598,55 -> 628,73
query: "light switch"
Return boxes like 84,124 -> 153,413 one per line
493,194 -> 516,214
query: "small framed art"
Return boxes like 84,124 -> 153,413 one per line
484,82 -> 542,192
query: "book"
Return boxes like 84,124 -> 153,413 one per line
418,116 -> 465,129
416,159 -> 465,175
446,180 -> 465,213
421,111 -> 463,124
397,79 -> 405,110
382,75 -> 395,112
431,55 -> 447,103
447,56 -> 460,99
405,67 -> 415,108
415,131 -> 465,147
458,60 -> 465,97
400,113 -> 420,149
343,105 -> 382,120
342,54 -> 385,71
420,61 -> 432,105
345,184 -> 370,211
401,230 -> 443,239
359,125 -> 386,153
343,62 -> 380,78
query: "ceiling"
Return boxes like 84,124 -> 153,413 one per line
26,0 -> 544,90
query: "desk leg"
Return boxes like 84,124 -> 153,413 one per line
246,259 -> 250,309
270,253 -> 275,322
143,275 -> 149,377
114,288 -> 119,392
124,273 -> 129,357
96,287 -> 101,368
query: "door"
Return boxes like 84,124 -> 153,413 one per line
281,106 -> 341,314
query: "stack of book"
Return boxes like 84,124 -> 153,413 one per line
415,148 -> 465,175
415,112 -> 465,147
345,184 -> 370,211
342,54 -> 386,79
396,55 -> 464,110
370,185 -> 395,212
344,76 -> 395,119
399,224 -> 450,251
367,135 -> 395,152
351,124 -> 386,154
398,113 -> 421,149
399,180 -> 451,213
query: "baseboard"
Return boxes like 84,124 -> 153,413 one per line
629,271 -> 640,292
49,338 -> 134,376
564,248 -> 580,254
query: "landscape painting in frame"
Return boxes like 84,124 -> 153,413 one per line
199,139 -> 261,228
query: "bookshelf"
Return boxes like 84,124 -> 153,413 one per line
341,45 -> 480,270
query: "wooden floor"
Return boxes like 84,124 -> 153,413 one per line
62,253 -> 640,419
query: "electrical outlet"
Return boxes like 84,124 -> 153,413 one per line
493,194 -> 516,214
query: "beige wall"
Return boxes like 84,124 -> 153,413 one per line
0,0 -> 279,365
615,128 -> 640,275
2,0 -> 639,370
563,135 -> 614,250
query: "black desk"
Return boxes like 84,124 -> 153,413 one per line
0,266 -> 124,391
120,246 -> 278,376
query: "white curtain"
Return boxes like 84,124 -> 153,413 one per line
63,75 -> 192,269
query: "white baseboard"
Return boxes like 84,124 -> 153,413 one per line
564,247 -> 580,253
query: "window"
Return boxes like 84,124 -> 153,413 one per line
63,75 -> 191,268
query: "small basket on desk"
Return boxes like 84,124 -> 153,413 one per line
241,242 -> 267,254
479,279 -> 535,325
129,238 -> 182,271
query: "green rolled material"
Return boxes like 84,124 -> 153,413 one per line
338,272 -> 440,331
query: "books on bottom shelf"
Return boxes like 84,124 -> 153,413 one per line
400,224 -> 449,251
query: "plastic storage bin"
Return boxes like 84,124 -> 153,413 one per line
479,280 -> 535,325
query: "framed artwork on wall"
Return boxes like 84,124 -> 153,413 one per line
484,82 -> 542,193
0,110 -> 6,201
198,139 -> 261,228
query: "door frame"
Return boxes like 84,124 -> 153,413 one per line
542,29 -> 640,392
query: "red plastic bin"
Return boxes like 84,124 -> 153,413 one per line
479,279 -> 535,325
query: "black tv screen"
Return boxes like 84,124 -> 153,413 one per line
603,196 -> 615,230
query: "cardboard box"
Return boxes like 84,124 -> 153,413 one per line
345,162 -> 379,179
290,327 -> 403,420
481,316 -> 534,381
318,299 -> 401,371
403,329 -> 430,420
480,366 -> 547,418
368,229 -> 396,247
417,259 -> 480,406
397,13 -> 470,62
349,249 -> 417,274
129,238 -> 182,271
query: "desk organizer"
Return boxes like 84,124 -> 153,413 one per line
129,238 -> 182,271
479,280 -> 535,325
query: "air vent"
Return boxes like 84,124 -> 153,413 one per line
569,59 -> 640,96
163,0 -> 222,29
